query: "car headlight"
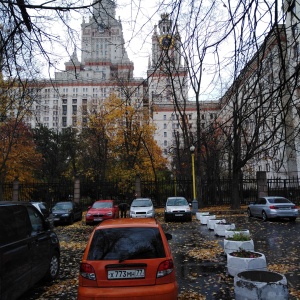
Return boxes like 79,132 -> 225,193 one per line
130,210 -> 135,214
86,213 -> 91,217
106,212 -> 113,216
147,210 -> 153,214
62,213 -> 70,217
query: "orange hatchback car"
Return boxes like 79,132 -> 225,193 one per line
77,218 -> 178,300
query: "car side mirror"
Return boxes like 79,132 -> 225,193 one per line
165,233 -> 172,240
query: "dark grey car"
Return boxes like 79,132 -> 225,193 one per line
0,201 -> 60,300
247,196 -> 299,221
52,201 -> 82,225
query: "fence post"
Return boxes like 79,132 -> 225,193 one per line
74,176 -> 80,203
257,171 -> 267,198
12,177 -> 19,201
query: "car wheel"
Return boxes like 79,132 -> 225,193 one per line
289,217 -> 296,222
262,211 -> 268,222
247,208 -> 253,217
44,251 -> 60,281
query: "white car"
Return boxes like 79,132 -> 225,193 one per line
129,198 -> 155,218
164,197 -> 192,222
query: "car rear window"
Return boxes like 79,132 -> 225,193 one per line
87,227 -> 166,261
273,198 -> 291,204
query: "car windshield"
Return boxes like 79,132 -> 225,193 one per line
53,203 -> 72,210
167,198 -> 188,206
92,202 -> 112,209
87,227 -> 165,261
268,198 -> 292,204
131,200 -> 152,207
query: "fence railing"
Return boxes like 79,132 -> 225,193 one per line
1,177 -> 300,208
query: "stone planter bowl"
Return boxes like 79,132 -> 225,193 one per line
225,229 -> 250,239
227,251 -> 267,277
196,212 -> 209,220
214,223 -> 235,236
224,238 -> 254,254
200,214 -> 216,225
207,218 -> 226,230
234,270 -> 288,300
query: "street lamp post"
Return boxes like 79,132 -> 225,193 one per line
173,166 -> 177,196
190,145 -> 198,214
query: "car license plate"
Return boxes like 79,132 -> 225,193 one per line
108,269 -> 145,279
175,214 -> 183,216
94,217 -> 102,221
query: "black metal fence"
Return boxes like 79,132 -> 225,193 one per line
1,177 -> 300,209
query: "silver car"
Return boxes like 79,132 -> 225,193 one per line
129,198 -> 155,218
247,196 -> 299,221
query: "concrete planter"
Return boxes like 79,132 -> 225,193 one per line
225,229 -> 250,239
196,212 -> 209,220
207,218 -> 226,230
224,238 -> 254,254
200,214 -> 216,225
234,270 -> 288,300
227,251 -> 267,277
214,223 -> 235,236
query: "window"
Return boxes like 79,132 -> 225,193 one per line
164,132 -> 167,137
87,228 -> 165,260
62,99 -> 67,104
62,117 -> 67,127
163,115 -> 167,120
72,99 -> 77,104
62,105 -> 67,115
72,105 -> 77,115
164,140 -> 167,146
164,123 -> 167,129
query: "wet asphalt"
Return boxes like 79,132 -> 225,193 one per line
164,212 -> 300,299
18,211 -> 300,300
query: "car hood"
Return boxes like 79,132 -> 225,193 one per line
131,206 -> 152,211
88,208 -> 113,213
52,209 -> 72,214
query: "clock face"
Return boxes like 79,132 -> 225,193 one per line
159,35 -> 175,50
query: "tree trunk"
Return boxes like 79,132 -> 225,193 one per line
231,169 -> 241,209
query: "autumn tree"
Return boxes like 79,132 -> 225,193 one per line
0,119 -> 42,199
82,93 -> 168,192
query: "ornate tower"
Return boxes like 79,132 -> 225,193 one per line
147,13 -> 188,106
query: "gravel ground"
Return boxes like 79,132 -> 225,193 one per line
19,209 -> 300,300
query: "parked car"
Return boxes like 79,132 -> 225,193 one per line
77,218 -> 178,300
0,201 -> 60,300
31,201 -> 53,225
129,198 -> 155,218
247,196 -> 299,221
164,196 -> 192,222
52,201 -> 82,225
85,200 -> 119,225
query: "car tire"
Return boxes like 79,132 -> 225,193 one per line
262,211 -> 268,222
44,251 -> 60,281
247,208 -> 253,217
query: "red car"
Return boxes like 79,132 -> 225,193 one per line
78,218 -> 178,300
85,200 -> 119,225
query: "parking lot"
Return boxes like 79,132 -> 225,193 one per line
20,209 -> 300,300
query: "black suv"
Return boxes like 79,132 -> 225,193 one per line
0,201 -> 60,300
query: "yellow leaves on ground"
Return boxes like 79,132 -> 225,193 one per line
187,240 -> 223,261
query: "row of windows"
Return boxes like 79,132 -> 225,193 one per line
163,113 -> 216,121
